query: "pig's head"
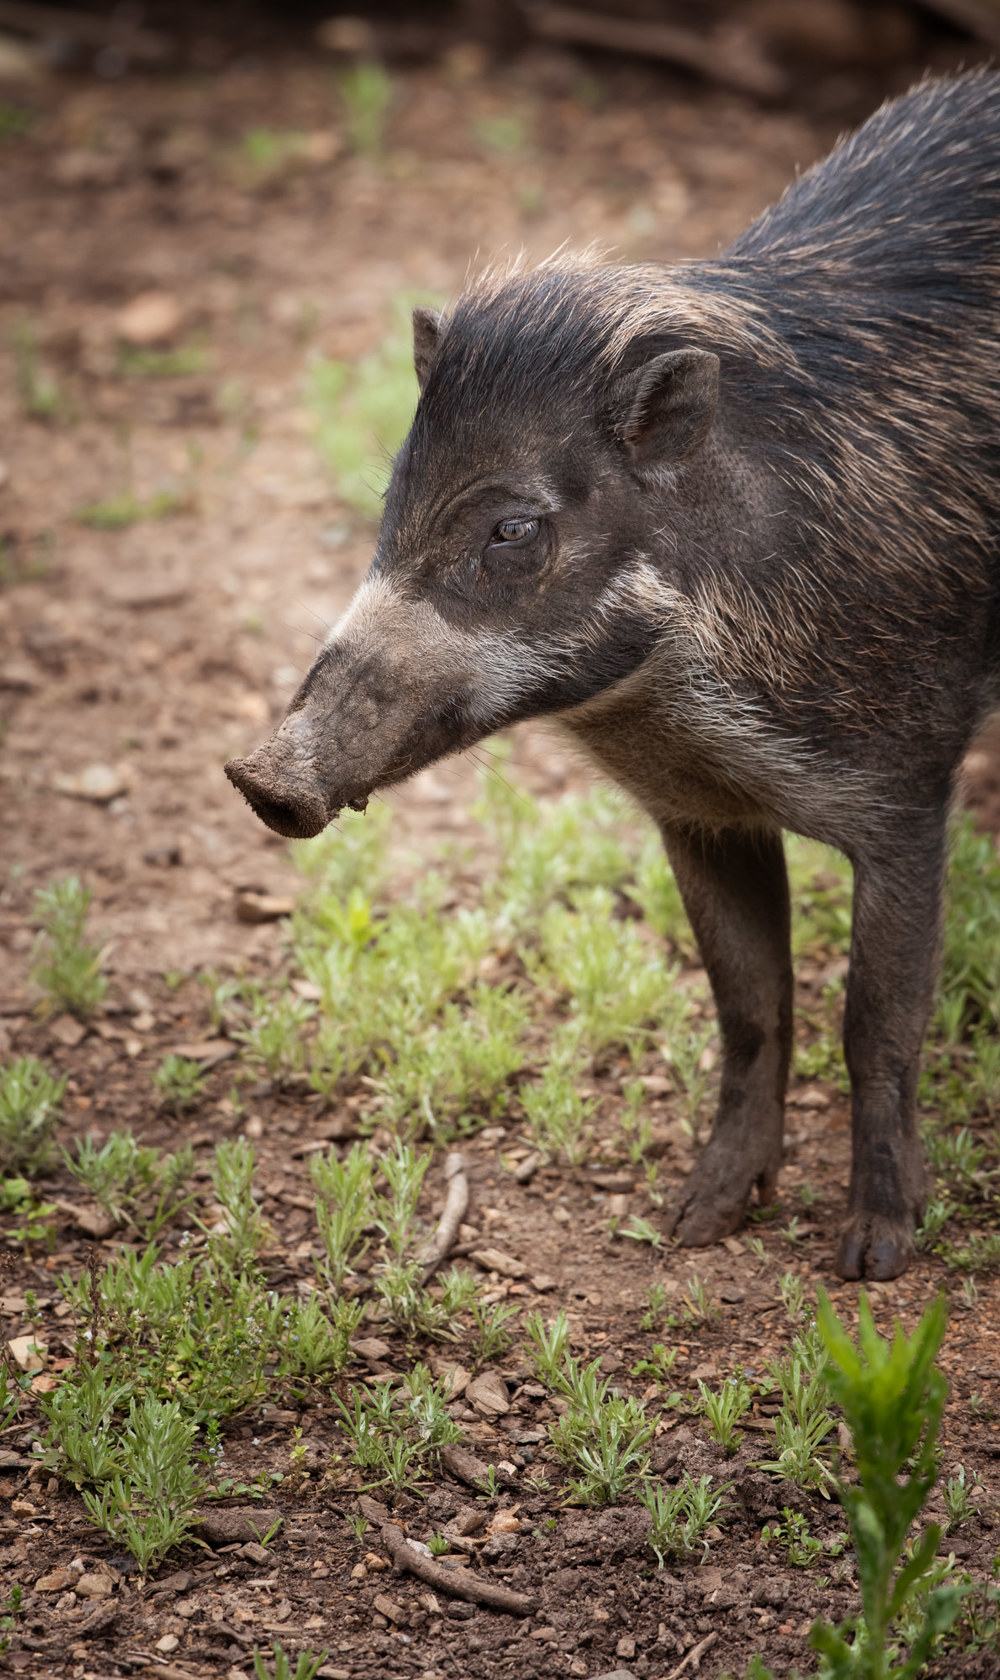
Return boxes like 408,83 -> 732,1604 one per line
226,260 -> 721,838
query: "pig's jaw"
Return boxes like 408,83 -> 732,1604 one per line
226,564 -> 661,838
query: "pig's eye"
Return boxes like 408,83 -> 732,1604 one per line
489,517 -> 539,548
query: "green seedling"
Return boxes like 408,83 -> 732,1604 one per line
80,1394 -> 202,1573
30,875 -> 106,1015
305,293 -> 421,516
640,1472 -> 731,1565
525,1308 -> 571,1387
0,1584 -> 23,1655
12,321 -> 64,421
762,1507 -> 847,1568
757,1326 -> 836,1496
640,1281 -> 670,1331
153,1052 -> 207,1114
620,1214 -> 663,1248
519,1039 -> 595,1165
209,1138 -> 265,1272
66,1130 -> 195,1237
476,1464 -> 502,1499
311,1141 -> 374,1292
618,1077 -> 653,1164
630,1343 -> 678,1385
563,1401 -> 654,1505
253,1640 -> 329,1680
685,1275 -> 720,1325
427,1533 -> 449,1557
1,1177 -> 57,1246
699,1371 -> 753,1456
468,1297 -> 519,1365
279,1293 -> 364,1380
779,1269 -> 806,1322
796,1288 -> 963,1680
117,344 -> 207,378
234,989 -> 314,1084
944,1465 -> 981,1531
0,1364 -> 23,1433
338,60 -> 392,155
76,489 -> 184,528
0,1056 -> 65,1175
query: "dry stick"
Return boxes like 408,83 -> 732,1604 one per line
358,1496 -> 537,1615
667,1630 -> 719,1680
519,2 -> 788,99
416,1151 -> 469,1283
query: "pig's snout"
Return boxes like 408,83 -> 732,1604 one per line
225,745 -> 334,840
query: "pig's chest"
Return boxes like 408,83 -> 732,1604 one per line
556,662 -> 817,834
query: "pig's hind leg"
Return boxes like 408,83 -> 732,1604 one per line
835,830 -> 943,1281
660,823 -> 793,1247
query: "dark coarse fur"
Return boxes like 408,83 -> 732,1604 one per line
227,71 -> 1000,1281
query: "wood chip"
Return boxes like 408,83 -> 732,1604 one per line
235,892 -> 295,923
168,1038 -> 236,1067
466,1368 -> 510,1416
469,1247 -> 527,1279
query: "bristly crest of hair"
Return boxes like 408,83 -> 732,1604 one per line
426,248 -> 792,430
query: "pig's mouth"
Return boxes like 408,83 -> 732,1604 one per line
224,753 -> 365,839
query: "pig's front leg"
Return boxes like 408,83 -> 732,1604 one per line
661,823 -> 794,1246
836,832 -> 943,1280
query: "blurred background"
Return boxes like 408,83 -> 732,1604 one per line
0,0 -> 997,985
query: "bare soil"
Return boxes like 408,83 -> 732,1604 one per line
0,24 -> 998,1680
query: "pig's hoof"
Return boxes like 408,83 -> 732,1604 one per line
666,1132 -> 781,1249
835,1213 -> 915,1281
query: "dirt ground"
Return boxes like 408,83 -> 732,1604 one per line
1,16 -> 999,1680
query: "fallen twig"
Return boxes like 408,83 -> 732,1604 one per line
359,1498 -> 537,1615
667,1629 -> 718,1679
416,1150 -> 469,1282
519,2 -> 788,99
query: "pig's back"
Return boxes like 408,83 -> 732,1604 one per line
728,69 -> 1000,286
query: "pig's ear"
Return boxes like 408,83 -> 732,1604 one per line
615,347 -> 719,473
413,306 -> 445,391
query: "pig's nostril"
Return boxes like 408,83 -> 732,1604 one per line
224,757 -> 331,840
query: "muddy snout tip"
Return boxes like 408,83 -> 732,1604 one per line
224,755 -> 335,840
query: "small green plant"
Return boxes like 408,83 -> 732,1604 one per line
30,876 -> 106,1015
640,1281 -> 669,1331
0,1364 -> 23,1434
209,1138 -> 265,1272
338,60 -> 392,155
76,489 -> 184,529
427,1532 -> 449,1557
630,1342 -> 678,1386
685,1274 -> 720,1325
518,1040 -> 595,1165
311,1142 -> 375,1292
305,294 -> 423,515
805,1289 -> 963,1679
80,1394 -> 202,1572
235,989 -> 314,1084
12,321 -> 64,421
944,1465 -> 980,1532
779,1269 -> 806,1322
153,1053 -> 207,1114
758,1329 -> 836,1496
699,1371 -> 753,1456
0,1056 -> 66,1174
525,1308 -> 570,1387
468,1297 -> 518,1365
620,1214 -> 663,1248
0,1583 -> 23,1655
640,1473 -> 731,1565
762,1507 -> 847,1569
252,1640 -> 329,1680
65,1130 -> 195,1236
